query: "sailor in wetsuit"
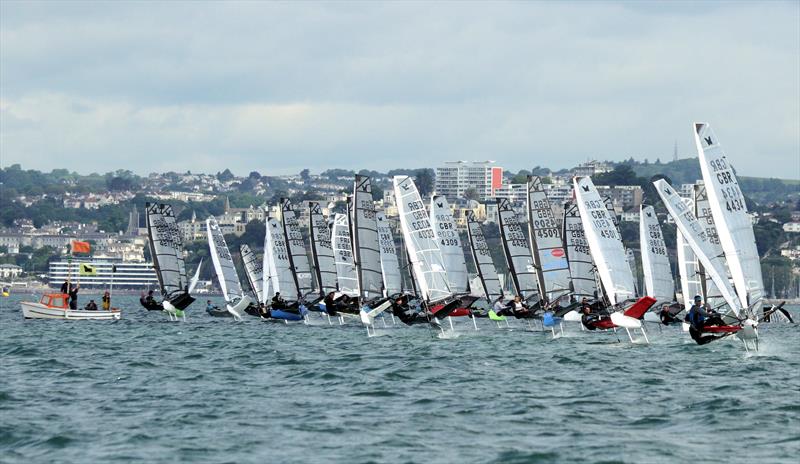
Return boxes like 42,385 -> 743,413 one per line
686,295 -> 727,345
492,295 -> 511,317
510,295 -> 531,318
323,291 -> 338,316
659,304 -> 680,325
271,292 -> 286,309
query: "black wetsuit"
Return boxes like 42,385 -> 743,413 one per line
687,305 -> 726,345
68,288 -> 79,310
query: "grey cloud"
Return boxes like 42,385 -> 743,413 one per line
0,1 -> 797,178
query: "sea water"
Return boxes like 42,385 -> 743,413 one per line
1,293 -> 798,463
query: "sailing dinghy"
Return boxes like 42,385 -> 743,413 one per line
562,201 -> 599,324
263,216 -> 307,322
693,122 -> 784,326
429,195 -> 479,329
574,177 -> 655,343
240,243 -> 265,316
206,217 -> 251,320
496,198 -> 541,324
306,201 -> 337,323
142,202 -> 195,319
351,176 -> 394,332
393,176 -> 464,332
654,179 -> 758,349
466,211 -> 509,327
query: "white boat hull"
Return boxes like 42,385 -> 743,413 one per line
21,301 -> 121,320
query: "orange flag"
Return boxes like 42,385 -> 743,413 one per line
72,240 -> 91,254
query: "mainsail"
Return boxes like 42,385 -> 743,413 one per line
145,202 -> 193,308
240,243 -> 264,303
376,211 -> 403,296
694,122 -> 764,310
430,195 -> 469,293
526,176 -> 571,304
265,217 -> 298,301
466,210 -> 503,304
639,206 -> 674,303
352,176 -> 384,301
653,179 -> 741,315
562,201 -> 598,300
693,183 -> 728,309
280,199 -> 314,298
206,217 -> 244,303
392,176 -> 451,303
308,201 -> 337,296
497,198 -> 539,301
332,213 -> 359,297
573,177 -> 636,305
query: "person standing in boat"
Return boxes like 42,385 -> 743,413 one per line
68,283 -> 80,310
102,291 -> 111,311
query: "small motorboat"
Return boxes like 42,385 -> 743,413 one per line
21,293 -> 121,320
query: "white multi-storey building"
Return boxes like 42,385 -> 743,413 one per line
48,259 -> 159,289
435,161 -> 504,201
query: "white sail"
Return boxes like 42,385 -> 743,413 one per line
308,201 -> 337,297
240,244 -> 264,303
265,217 -> 298,302
639,205 -> 674,303
694,122 -> 764,310
392,176 -> 451,303
562,201 -> 598,300
692,183 -> 728,309
280,199 -> 314,298
145,202 -> 190,303
497,198 -> 539,301
332,213 -> 359,297
430,195 -> 469,293
573,177 -> 636,305
527,176 -> 571,304
466,211 -> 503,304
206,217 -> 244,303
676,224 -> 702,311
653,179 -> 741,315
352,176 -> 384,301
376,211 -> 403,296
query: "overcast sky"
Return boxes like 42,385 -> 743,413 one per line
1,1 -> 798,178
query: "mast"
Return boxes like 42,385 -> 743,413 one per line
280,199 -> 302,298
466,210 -> 502,304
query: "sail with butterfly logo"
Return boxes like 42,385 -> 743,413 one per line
694,122 -> 764,314
393,176 -> 451,303
573,177 -> 636,305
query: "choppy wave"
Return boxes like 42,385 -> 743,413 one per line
1,295 -> 798,463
